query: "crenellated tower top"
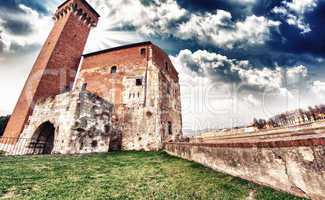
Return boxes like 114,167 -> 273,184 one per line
54,0 -> 100,27
2,0 -> 100,140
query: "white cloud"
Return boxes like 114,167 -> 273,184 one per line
170,49 -> 322,130
312,80 -> 325,95
238,67 -> 284,90
286,65 -> 308,85
171,49 -> 308,92
273,0 -> 317,33
0,4 -> 52,56
0,52 -> 37,116
93,0 -> 280,49
284,0 -> 317,13
92,0 -> 187,36
0,0 -> 321,131
177,10 -> 232,48
244,94 -> 261,106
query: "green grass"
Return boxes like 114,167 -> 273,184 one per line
0,151 -> 306,200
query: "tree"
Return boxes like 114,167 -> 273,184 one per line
267,119 -> 277,128
0,115 -> 10,137
253,118 -> 267,129
307,106 -> 316,121
253,118 -> 260,128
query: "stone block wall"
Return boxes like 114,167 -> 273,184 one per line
14,88 -> 116,155
165,140 -> 325,200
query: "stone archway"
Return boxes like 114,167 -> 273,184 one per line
31,121 -> 55,154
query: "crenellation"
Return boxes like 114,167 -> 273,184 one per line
55,0 -> 98,27
2,0 -> 100,141
2,0 -> 182,154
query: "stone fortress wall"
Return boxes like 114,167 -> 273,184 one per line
76,42 -> 182,151
8,40 -> 184,154
3,0 -> 100,140
165,126 -> 325,200
1,0 -> 183,153
12,86 -> 117,155
3,0 -> 324,198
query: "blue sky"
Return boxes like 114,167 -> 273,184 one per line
0,0 -> 325,132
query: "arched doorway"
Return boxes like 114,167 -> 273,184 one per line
31,121 -> 55,154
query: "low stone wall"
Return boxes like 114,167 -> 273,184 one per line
165,139 -> 325,200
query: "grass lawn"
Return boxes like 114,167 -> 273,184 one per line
0,151 -> 306,200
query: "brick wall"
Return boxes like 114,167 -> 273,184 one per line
77,42 -> 183,150
3,0 -> 98,140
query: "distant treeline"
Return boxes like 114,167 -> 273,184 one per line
0,116 -> 10,136
253,105 -> 325,129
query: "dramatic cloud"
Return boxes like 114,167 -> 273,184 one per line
171,49 -> 308,92
0,0 -> 324,131
0,3 -> 52,57
177,13 -> 280,49
93,0 -> 188,35
93,0 -> 280,49
273,0 -> 317,33
312,81 -> 325,97
170,49 -> 323,130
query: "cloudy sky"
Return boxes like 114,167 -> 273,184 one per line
0,0 -> 325,132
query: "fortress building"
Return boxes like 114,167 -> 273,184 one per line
2,0 -> 182,154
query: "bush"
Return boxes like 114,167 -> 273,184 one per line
0,115 -> 10,137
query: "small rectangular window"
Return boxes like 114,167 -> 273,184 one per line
167,83 -> 171,94
111,66 -> 117,73
168,121 -> 172,135
82,83 -> 87,90
65,85 -> 70,92
136,78 -> 143,86
140,48 -> 146,56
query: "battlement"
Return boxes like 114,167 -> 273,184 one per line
54,0 -> 99,27
3,0 -> 182,152
2,0 -> 98,140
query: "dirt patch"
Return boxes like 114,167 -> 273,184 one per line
0,190 -> 15,199
246,190 -> 256,200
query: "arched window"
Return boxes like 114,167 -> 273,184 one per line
111,66 -> 117,74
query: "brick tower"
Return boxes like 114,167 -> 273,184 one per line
3,0 -> 99,140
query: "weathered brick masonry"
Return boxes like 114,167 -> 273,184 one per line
77,42 -> 182,150
3,0 -> 99,140
2,0 -> 182,152
2,1 -> 325,199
